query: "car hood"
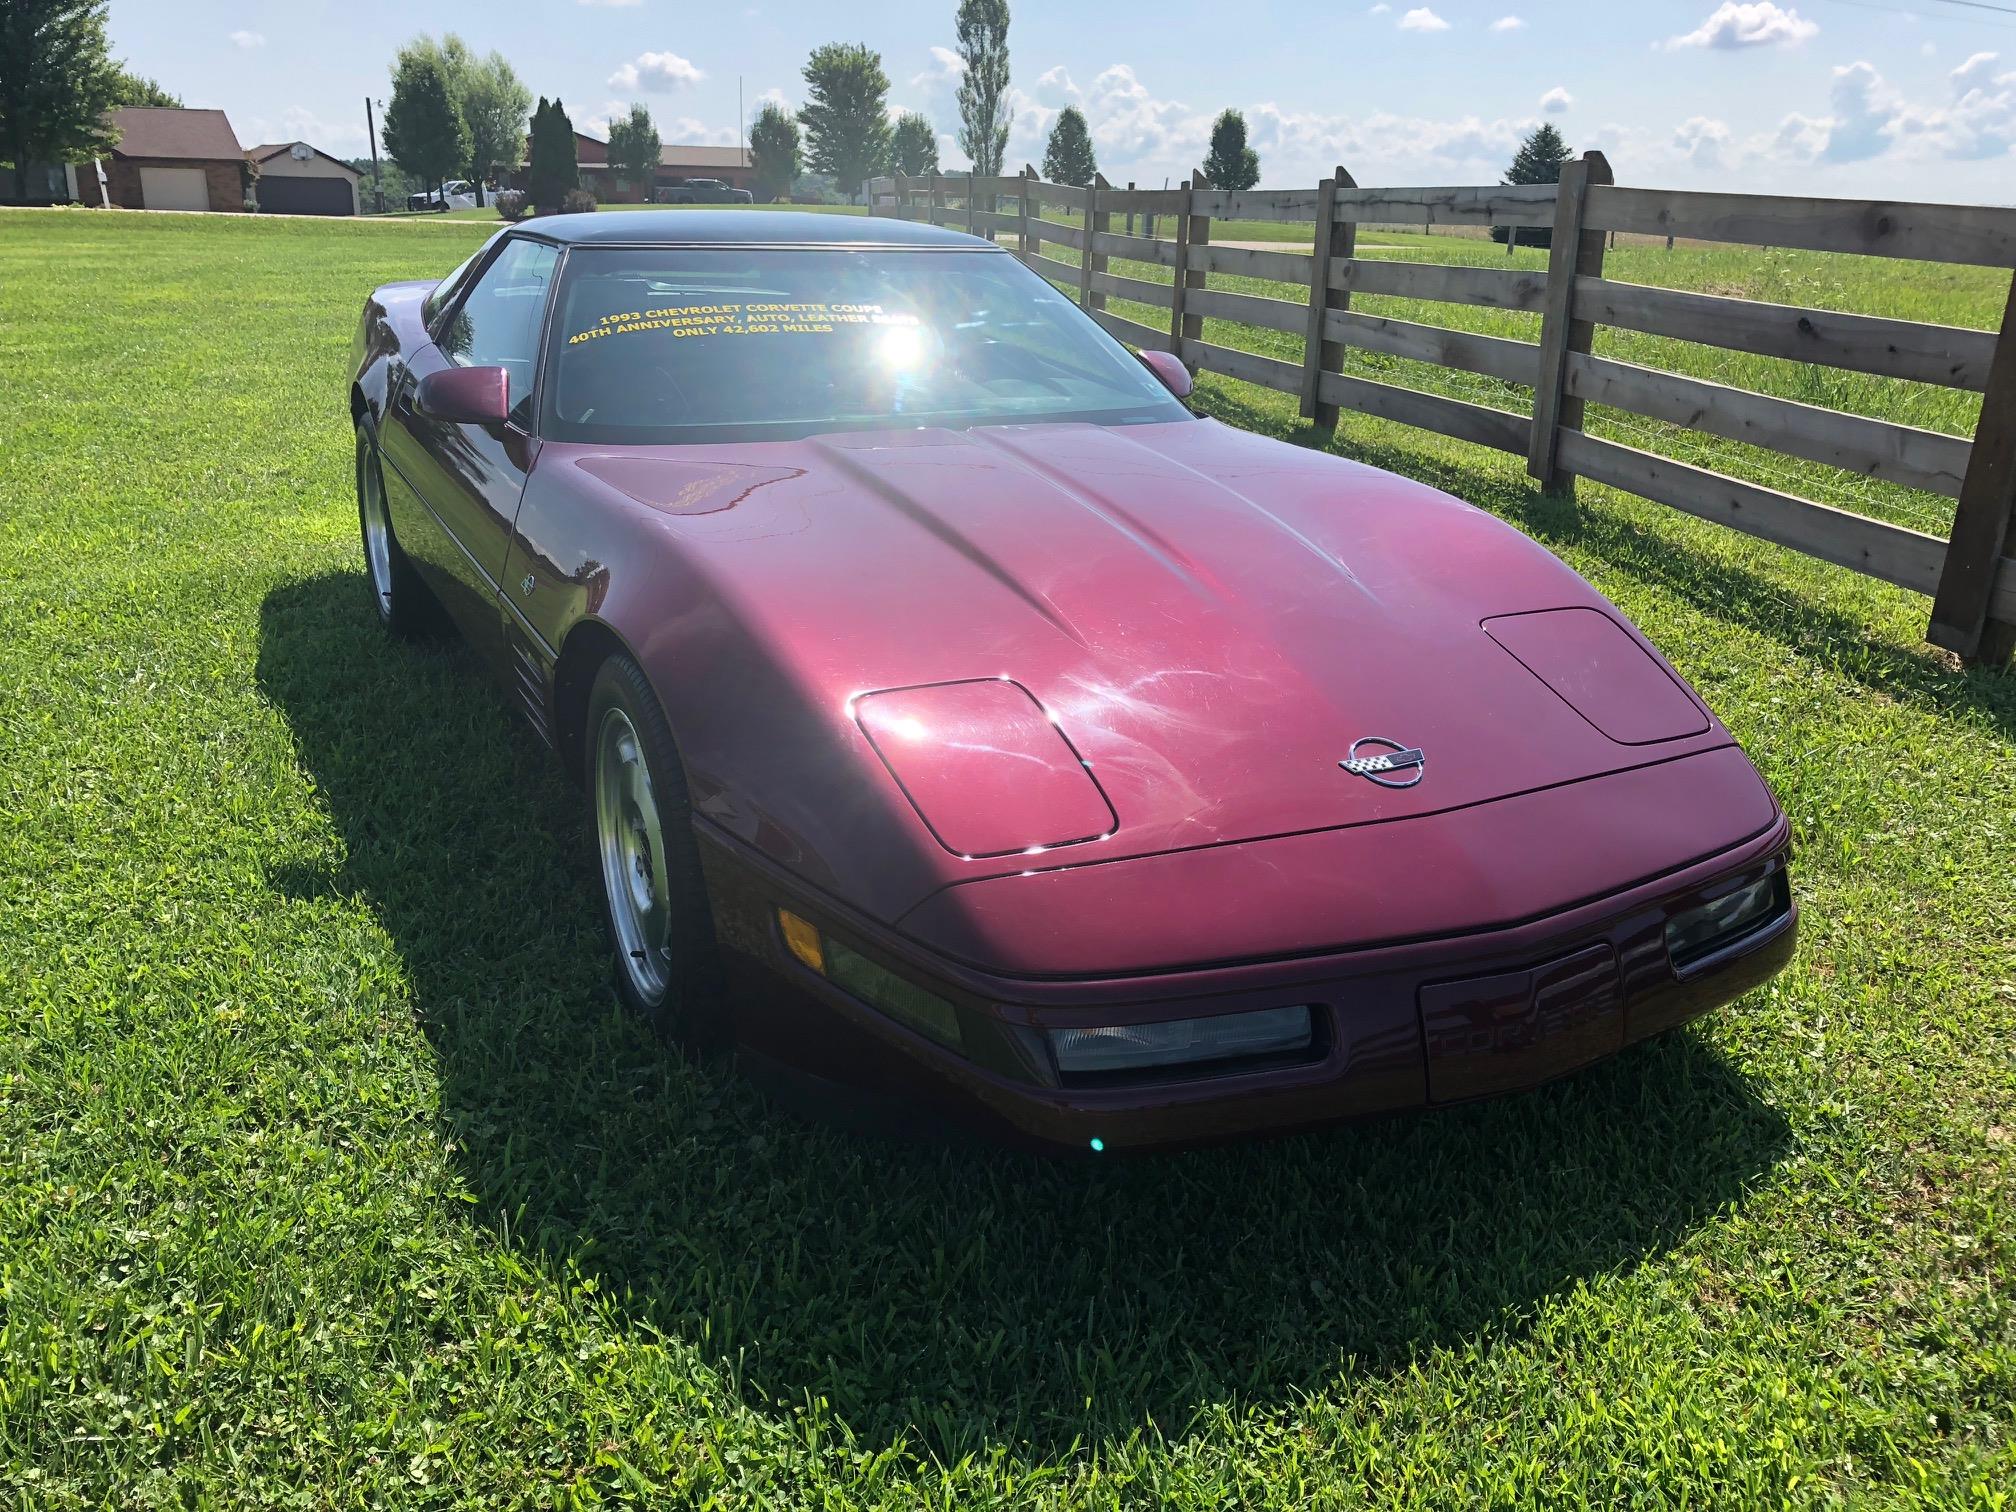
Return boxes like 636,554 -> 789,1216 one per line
550,419 -> 1735,913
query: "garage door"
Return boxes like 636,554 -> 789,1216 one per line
257,176 -> 354,216
139,166 -> 209,211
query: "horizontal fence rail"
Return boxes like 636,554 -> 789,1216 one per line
866,162 -> 2016,664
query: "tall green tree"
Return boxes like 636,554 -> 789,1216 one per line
399,33 -> 474,104
461,51 -> 530,206
748,102 -> 800,202
954,0 -> 1012,180
526,97 -> 578,213
799,43 -> 889,200
889,112 -> 938,178
606,102 -> 660,200
393,35 -> 523,207
1491,122 -> 1571,247
110,64 -> 179,108
1040,105 -> 1095,187
382,53 -> 467,207
1202,109 -> 1259,191
0,0 -> 121,202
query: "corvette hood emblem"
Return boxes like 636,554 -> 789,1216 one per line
1340,736 -> 1425,789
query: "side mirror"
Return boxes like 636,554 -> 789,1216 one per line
1136,348 -> 1193,401
415,365 -> 511,425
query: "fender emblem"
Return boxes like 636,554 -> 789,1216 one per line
1340,736 -> 1425,789
520,573 -> 537,597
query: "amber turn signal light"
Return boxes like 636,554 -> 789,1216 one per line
778,909 -> 825,974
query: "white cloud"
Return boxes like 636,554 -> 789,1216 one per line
1758,55 -> 2016,167
1036,64 -> 1082,99
578,98 -> 633,138
1922,41 -> 1937,59
229,29 -> 263,49
911,45 -> 964,89
1368,4 -> 1392,14
1953,52 -> 2001,90
1673,115 -> 1732,168
1490,15 -> 1526,31
1539,86 -> 1572,113
1665,3 -> 1817,51
608,50 -> 705,92
753,86 -> 792,112
1398,8 -> 1450,31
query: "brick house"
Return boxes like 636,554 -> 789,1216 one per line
515,132 -> 754,202
97,108 -> 250,212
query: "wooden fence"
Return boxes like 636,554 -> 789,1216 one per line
867,161 -> 2016,666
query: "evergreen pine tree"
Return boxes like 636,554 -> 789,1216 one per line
1492,123 -> 1572,247
527,97 -> 578,213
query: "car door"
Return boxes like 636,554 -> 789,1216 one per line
380,235 -> 559,671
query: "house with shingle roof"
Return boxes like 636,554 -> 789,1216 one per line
96,107 -> 250,213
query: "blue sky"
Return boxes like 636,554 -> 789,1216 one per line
111,1 -> 2016,200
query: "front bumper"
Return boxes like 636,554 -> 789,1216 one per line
698,811 -> 1796,1154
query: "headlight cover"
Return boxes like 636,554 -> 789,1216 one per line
1664,872 -> 1787,973
1050,1005 -> 1314,1079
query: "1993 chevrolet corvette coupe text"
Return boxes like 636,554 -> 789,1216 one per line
348,211 -> 1795,1151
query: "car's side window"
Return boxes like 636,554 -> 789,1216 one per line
435,238 -> 560,427
422,246 -> 484,329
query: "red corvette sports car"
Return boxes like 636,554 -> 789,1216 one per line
348,212 -> 1794,1151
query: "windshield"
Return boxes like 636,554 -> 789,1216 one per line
540,246 -> 1192,444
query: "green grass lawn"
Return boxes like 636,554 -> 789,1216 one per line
2,206 -> 2012,1508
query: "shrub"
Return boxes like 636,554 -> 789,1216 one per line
493,189 -> 528,222
561,188 -> 597,215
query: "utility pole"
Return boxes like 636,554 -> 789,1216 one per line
365,96 -> 384,213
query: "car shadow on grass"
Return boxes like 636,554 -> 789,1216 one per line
1199,385 -> 2016,746
258,569 -> 1793,1464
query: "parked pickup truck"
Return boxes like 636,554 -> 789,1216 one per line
656,178 -> 754,205
406,180 -> 478,212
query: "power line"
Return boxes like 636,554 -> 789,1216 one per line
1813,0 -> 2016,30
1923,0 -> 2016,16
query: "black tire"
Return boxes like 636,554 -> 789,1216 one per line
584,653 -> 726,1045
354,421 -> 437,639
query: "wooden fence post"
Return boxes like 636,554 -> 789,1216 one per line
1173,166 -> 1211,361
966,172 -> 978,236
1928,270 -> 2016,663
1020,164 -> 1040,267
1126,181 -> 1136,238
1301,164 -> 1355,430
929,171 -> 942,228
1084,173 -> 1111,311
1528,150 -> 1613,495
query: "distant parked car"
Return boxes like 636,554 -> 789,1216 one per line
406,180 -> 479,213
656,178 -> 753,205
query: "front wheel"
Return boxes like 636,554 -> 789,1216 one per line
586,654 -> 724,1043
355,422 -> 434,638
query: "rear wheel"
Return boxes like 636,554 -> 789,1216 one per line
587,654 -> 724,1043
355,422 -> 434,638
